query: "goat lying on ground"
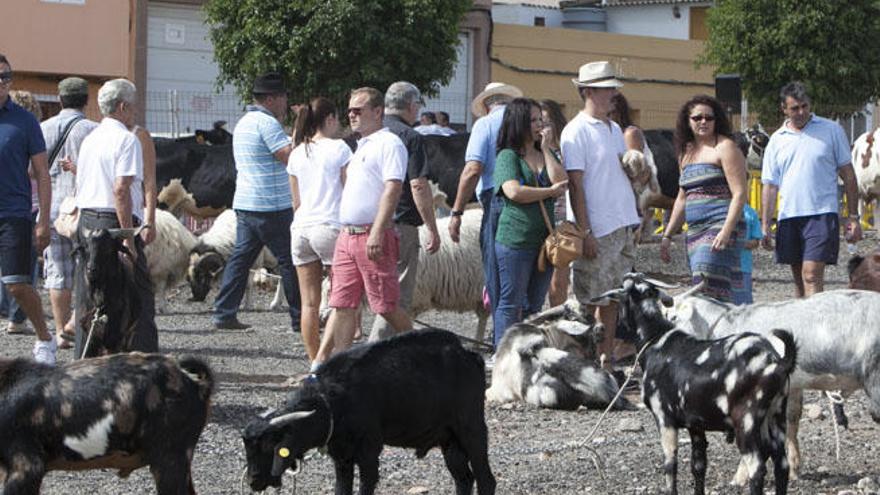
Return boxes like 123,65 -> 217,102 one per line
242,329 -> 495,494
486,303 -> 629,410
670,287 -> 880,481
0,353 -> 213,495
598,273 -> 796,495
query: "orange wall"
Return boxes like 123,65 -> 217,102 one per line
0,0 -> 133,79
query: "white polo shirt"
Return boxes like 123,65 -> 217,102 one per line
560,111 -> 639,238
76,117 -> 145,220
338,128 -> 407,225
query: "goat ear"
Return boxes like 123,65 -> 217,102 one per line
553,320 -> 591,337
268,410 -> 315,427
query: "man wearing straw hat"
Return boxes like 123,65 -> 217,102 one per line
561,61 -> 640,371
448,82 -> 523,340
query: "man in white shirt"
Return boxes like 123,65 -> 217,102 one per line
312,87 -> 412,367
561,61 -> 640,371
73,78 -> 158,357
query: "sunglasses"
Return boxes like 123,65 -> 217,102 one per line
690,114 -> 716,123
0,71 -> 12,83
347,106 -> 366,116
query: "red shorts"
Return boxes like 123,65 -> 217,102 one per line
328,228 -> 401,314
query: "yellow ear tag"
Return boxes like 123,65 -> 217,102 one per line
278,448 -> 290,458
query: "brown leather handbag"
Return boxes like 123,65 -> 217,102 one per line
536,191 -> 585,272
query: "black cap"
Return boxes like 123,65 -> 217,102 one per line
252,72 -> 287,96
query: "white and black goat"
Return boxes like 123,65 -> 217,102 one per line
671,287 -> 880,481
0,353 -> 213,494
598,273 -> 797,495
486,303 -> 629,411
242,329 -> 495,494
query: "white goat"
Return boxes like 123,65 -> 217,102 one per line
144,209 -> 197,313
670,289 -> 880,483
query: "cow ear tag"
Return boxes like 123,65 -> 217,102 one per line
278,447 -> 290,458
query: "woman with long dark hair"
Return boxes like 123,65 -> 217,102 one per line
660,95 -> 747,302
492,98 -> 568,347
287,97 -> 351,362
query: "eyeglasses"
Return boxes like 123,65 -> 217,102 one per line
690,114 -> 716,123
0,71 -> 12,84
347,106 -> 365,116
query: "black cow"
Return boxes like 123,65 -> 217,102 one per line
423,133 -> 472,208
156,140 -> 236,211
242,329 -> 495,494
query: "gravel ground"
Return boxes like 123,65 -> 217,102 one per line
3,232 -> 880,494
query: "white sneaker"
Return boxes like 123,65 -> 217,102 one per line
33,339 -> 57,366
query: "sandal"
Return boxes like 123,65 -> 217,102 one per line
59,329 -> 76,342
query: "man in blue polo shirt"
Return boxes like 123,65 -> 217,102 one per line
448,82 -> 522,322
213,72 -> 301,331
761,81 -> 863,298
0,53 -> 56,364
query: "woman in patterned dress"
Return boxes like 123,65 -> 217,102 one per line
659,95 -> 748,302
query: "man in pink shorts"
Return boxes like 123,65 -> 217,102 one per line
312,87 -> 412,369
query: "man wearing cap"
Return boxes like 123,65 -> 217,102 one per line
561,61 -> 640,371
448,82 -> 523,322
312,87 -> 412,367
73,78 -> 158,356
369,81 -> 441,341
0,53 -> 56,364
212,73 -> 301,332
40,76 -> 98,349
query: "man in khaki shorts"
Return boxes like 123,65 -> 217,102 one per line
561,61 -> 640,371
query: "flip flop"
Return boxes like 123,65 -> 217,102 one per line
59,329 -> 76,342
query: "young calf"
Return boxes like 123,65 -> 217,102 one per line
486,304 -> 628,410
0,353 -> 214,494
242,329 -> 495,495
598,273 -> 796,495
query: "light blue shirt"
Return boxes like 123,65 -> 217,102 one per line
465,105 -> 506,193
740,205 -> 762,274
232,105 -> 292,211
761,115 -> 850,220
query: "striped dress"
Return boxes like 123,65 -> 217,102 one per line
681,162 -> 745,302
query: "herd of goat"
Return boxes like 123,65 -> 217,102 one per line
3,265 -> 880,493
2,126 -> 880,493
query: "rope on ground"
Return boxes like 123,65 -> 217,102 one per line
412,318 -> 494,351
826,391 -> 844,461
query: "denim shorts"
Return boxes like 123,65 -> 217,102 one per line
0,217 -> 34,284
775,213 -> 839,265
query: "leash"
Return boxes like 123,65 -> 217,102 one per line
79,309 -> 107,359
826,391 -> 845,461
412,318 -> 493,351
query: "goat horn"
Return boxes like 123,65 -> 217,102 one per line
259,408 -> 277,419
268,410 -> 315,426
642,277 -> 679,289
674,279 -> 707,301
106,225 -> 147,239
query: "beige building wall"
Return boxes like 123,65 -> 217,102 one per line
491,24 -> 716,129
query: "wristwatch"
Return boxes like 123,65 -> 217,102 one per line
450,210 -> 463,217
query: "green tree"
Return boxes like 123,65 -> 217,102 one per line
204,0 -> 472,109
701,0 -> 880,125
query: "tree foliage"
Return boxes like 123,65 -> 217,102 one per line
204,0 -> 472,109
701,0 -> 880,125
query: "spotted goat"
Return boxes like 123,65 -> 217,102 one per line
0,353 -> 214,494
597,273 -> 797,495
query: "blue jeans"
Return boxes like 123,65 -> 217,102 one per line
479,189 -> 504,316
493,242 -> 553,347
213,209 -> 301,328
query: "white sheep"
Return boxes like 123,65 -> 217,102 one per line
144,209 -> 197,314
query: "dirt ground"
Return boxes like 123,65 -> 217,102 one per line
2,232 -> 879,494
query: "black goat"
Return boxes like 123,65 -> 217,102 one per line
486,304 -> 629,410
598,273 -> 796,495
0,353 -> 213,494
242,329 -> 495,494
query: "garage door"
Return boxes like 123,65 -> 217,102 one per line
146,2 -> 242,136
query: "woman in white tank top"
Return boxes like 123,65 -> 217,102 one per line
287,97 -> 352,363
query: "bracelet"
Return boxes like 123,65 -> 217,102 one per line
450,210 -> 463,217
